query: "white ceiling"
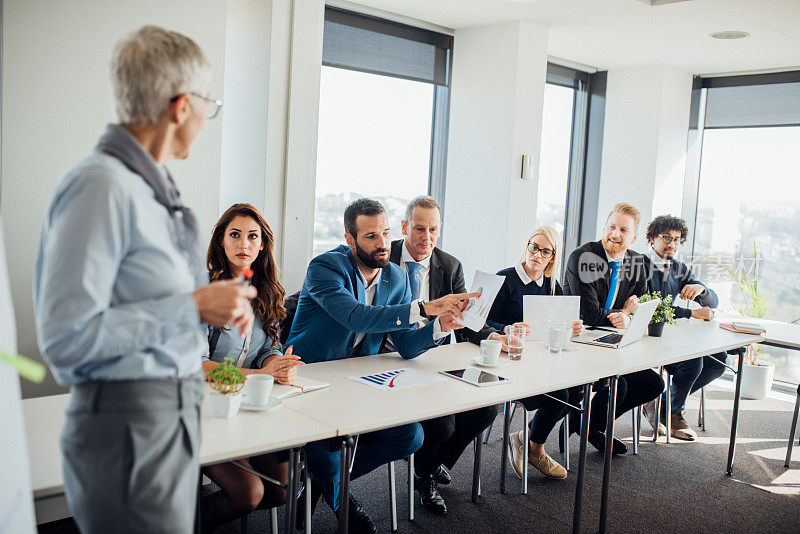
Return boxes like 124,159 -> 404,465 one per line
348,0 -> 800,75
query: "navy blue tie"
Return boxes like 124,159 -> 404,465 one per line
604,261 -> 621,309
406,261 -> 423,300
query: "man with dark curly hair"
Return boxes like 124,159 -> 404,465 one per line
641,215 -> 728,441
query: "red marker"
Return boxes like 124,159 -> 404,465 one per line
238,268 -> 253,286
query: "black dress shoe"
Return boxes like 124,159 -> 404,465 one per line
432,464 -> 452,485
295,483 -> 322,531
337,494 -> 377,534
414,474 -> 447,515
587,429 -> 628,455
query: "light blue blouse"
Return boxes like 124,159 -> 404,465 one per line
206,313 -> 283,369
34,152 -> 205,385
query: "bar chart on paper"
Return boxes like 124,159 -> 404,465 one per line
349,368 -> 444,391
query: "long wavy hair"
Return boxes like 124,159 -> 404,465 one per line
519,226 -> 561,295
207,203 -> 286,347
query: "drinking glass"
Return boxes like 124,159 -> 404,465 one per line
547,321 -> 566,355
507,324 -> 527,361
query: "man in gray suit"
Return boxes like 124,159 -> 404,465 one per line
388,195 -> 499,516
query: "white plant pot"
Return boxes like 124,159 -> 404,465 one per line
740,359 -> 775,400
208,391 -> 243,418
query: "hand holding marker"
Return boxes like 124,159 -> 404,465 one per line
238,268 -> 253,287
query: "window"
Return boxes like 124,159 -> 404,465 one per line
313,7 -> 453,256
537,83 -> 574,239
537,64 -> 596,269
685,72 -> 800,385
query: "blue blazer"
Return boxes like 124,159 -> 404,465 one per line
286,245 -> 438,363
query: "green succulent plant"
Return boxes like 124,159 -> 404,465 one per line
638,291 -> 676,325
207,357 -> 246,395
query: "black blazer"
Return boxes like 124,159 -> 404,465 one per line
642,255 -> 719,319
389,239 -> 494,344
563,240 -> 648,327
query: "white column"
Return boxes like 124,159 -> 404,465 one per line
596,66 -> 693,251
442,20 -> 548,283
266,0 -> 325,293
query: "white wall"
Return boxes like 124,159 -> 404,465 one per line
595,66 -> 692,251
220,0 -> 271,216
1,0 -> 228,397
442,20 -> 548,284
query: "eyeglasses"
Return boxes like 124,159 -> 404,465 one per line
527,242 -> 554,259
658,234 -> 686,245
170,92 -> 223,119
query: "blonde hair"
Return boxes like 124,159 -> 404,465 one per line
606,202 -> 641,229
110,25 -> 211,125
520,226 -> 561,295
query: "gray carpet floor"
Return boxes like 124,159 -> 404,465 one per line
40,384 -> 800,533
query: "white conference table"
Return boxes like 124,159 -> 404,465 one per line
22,389 -> 337,527
287,321 -> 759,534
23,320 -> 759,533
575,320 -> 761,533
289,339 -> 614,532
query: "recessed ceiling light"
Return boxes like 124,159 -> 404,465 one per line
710,31 -> 749,40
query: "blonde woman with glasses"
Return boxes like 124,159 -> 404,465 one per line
486,227 -> 583,481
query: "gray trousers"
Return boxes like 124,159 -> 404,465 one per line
61,374 -> 204,534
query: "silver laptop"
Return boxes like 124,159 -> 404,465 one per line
571,299 -> 659,349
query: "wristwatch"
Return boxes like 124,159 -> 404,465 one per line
418,300 -> 428,319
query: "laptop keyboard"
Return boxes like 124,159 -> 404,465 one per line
595,333 -> 624,345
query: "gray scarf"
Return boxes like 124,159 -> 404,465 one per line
95,123 -> 203,280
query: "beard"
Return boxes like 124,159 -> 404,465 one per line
355,241 -> 389,269
603,237 -> 625,256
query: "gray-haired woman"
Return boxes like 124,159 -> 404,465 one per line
34,26 -> 254,532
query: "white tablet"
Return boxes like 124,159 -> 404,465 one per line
440,368 -> 509,387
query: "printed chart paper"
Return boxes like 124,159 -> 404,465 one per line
460,270 -> 506,331
349,368 -> 444,391
523,295 -> 580,339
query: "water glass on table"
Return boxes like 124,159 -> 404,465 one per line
507,324 -> 527,361
547,321 -> 566,355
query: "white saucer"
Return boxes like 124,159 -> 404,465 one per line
240,397 -> 284,412
471,356 -> 509,368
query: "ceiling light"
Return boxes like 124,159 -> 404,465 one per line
710,31 -> 750,40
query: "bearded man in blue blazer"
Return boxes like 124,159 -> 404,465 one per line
286,198 -> 473,533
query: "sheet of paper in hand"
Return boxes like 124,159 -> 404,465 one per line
459,270 -> 506,332
523,295 -> 580,339
349,368 -> 444,391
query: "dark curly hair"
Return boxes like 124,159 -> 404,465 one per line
646,215 -> 688,243
206,203 -> 286,348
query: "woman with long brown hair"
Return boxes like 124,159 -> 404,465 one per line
200,203 -> 303,532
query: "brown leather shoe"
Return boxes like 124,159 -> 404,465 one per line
528,452 -> 567,479
670,412 -> 697,441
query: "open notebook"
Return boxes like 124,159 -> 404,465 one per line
271,376 -> 330,400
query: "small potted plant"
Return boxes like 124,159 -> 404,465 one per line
726,244 -> 773,399
207,357 -> 245,418
638,291 -> 675,337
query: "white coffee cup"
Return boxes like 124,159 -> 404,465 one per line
243,374 -> 274,407
480,339 -> 502,365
